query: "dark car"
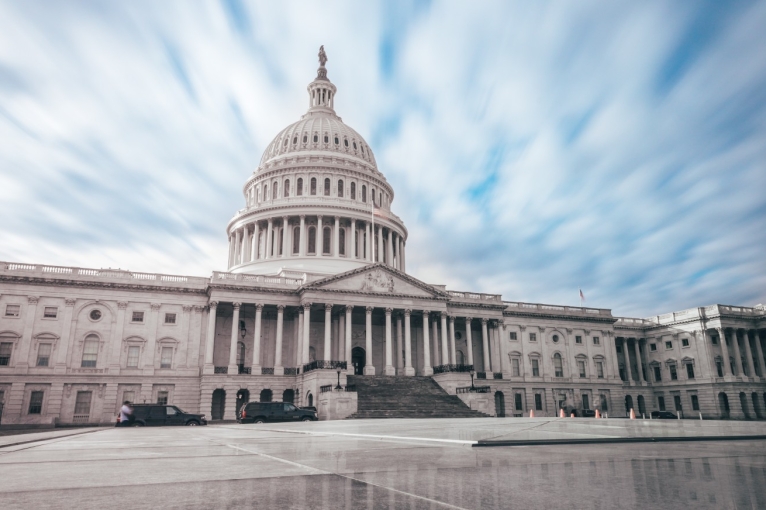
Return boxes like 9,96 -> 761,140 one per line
651,410 -> 677,419
238,402 -> 317,424
580,409 -> 596,418
130,404 -> 207,426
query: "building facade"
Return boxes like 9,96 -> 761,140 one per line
1,52 -> 764,426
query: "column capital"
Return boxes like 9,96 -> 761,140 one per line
231,302 -> 241,310
480,318 -> 488,324
366,306 -> 373,314
465,316 -> 472,323
448,315 -> 455,322
208,300 -> 219,309
422,310 -> 430,318
537,326 -> 545,332
404,309 -> 412,316
345,305 -> 354,313
255,303 -> 264,311
303,302 -> 312,310
334,215 -> 340,221
193,305 -> 205,313
519,325 -> 526,331
440,311 -> 447,318
65,298 -> 77,307
300,214 -> 306,220
182,305 -> 193,312
277,305 -> 285,312
324,303 -> 333,312
150,303 -> 161,311
385,308 -> 393,315
117,301 -> 128,310
282,215 -> 288,222
28,296 -> 39,305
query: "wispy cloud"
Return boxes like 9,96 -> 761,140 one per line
0,1 -> 764,317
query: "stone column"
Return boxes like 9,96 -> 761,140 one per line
717,327 -> 729,376
351,219 -> 357,259
252,304 -> 263,371
606,332 -> 619,381
743,329 -> 756,378
265,219 -> 273,259
54,298 -> 77,374
384,308 -> 395,375
421,311 -> 432,376
364,307 -> 375,375
489,322 -> 498,373
228,235 -> 234,267
296,306 -> 303,369
386,229 -> 394,267
323,304 -> 332,361
403,310 -> 415,376
317,215 -> 324,257
634,339 -> 645,382
299,215 -> 306,256
465,318 -> 474,368
481,318 -> 490,373
281,217 -> 289,257
431,315 -> 440,367
448,315 -> 457,365
227,302 -> 241,373
623,339 -> 633,382
398,238 -> 403,270
189,306 -> 204,371
395,314 -> 403,370
176,305 -> 191,369
333,216 -> 340,257
345,306 -> 353,372
377,226 -> 384,263
753,329 -> 765,378
252,222 -> 259,261
234,229 -> 242,265
242,227 -> 250,263
365,222 -> 371,261
731,329 -> 744,376
15,296 -> 39,369
203,301 -> 218,374
143,303 -> 161,374
401,241 -> 406,272
302,304 -> 312,365
274,305 -> 284,375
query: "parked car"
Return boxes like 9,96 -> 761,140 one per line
651,410 -> 678,419
580,409 -> 596,418
238,402 -> 318,424
129,404 -> 207,426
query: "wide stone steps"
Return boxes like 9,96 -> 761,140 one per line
345,375 -> 488,419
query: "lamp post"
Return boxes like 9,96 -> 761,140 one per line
470,369 -> 475,391
336,367 -> 342,390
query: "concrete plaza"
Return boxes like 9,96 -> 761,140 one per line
1,418 -> 765,509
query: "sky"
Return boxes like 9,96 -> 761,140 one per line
0,1 -> 764,318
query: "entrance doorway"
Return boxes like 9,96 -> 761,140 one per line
260,389 -> 273,403
211,389 -> 225,420
718,392 -> 730,419
495,391 -> 506,417
235,389 -> 249,417
352,347 -> 366,375
637,395 -> 646,416
625,395 -> 634,415
283,389 -> 295,404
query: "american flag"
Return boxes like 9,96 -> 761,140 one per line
373,202 -> 388,219
579,289 -> 585,303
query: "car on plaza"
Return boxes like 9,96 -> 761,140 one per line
650,410 -> 678,419
580,409 -> 596,418
238,401 -> 318,424
129,404 -> 207,426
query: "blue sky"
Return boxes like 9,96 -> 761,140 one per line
0,1 -> 764,317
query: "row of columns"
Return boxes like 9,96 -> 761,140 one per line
227,216 -> 406,271
714,327 -> 765,379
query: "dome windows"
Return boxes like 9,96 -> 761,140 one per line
284,179 -> 290,197
308,226 -> 316,254
344,138 -> 349,148
283,138 -> 288,148
310,178 -> 317,195
303,134 -> 308,143
323,178 -> 330,196
334,136 -> 339,145
293,136 -> 297,145
292,228 -> 300,254
362,185 -> 367,203
353,141 -> 357,150
339,229 -> 346,256
350,182 -> 356,200
273,181 -> 278,200
297,178 -> 303,196
322,227 -> 331,254
337,180 -> 344,197
264,184 -> 269,200
313,134 -> 318,143
323,134 -> 329,144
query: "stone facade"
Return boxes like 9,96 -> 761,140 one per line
1,51 -> 764,426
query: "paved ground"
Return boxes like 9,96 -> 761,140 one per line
1,418 -> 765,509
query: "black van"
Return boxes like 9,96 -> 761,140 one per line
238,402 -> 317,424
129,404 -> 207,426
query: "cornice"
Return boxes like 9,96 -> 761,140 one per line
246,162 -> 392,195
301,263 -> 448,299
297,287 -> 450,302
503,309 -> 617,324
0,275 -> 208,295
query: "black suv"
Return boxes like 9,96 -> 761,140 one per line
130,404 -> 207,426
238,402 -> 317,424
650,410 -> 678,419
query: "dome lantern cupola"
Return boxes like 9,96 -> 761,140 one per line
306,45 -> 336,113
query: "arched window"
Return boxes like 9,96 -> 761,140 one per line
313,134 -> 318,143
263,184 -> 268,200
323,227 -> 331,254
324,178 -> 330,196
334,135 -> 339,145
273,181 -> 278,200
339,229 -> 346,256
283,179 -> 290,197
350,182 -> 356,200
293,227 -> 300,254
553,353 -> 563,377
323,134 -> 328,143
297,178 -> 303,196
81,334 -> 99,368
379,191 -> 382,205
308,227 -> 316,254
303,134 -> 307,143
338,180 -> 344,197
362,185 -> 367,203
260,389 -> 272,403
344,138 -> 349,147
237,342 -> 245,366
353,141 -> 357,150
278,228 -> 284,255
257,187 -> 261,203
292,136 -> 297,145
310,178 -> 317,195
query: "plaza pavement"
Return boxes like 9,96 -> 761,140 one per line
1,418 -> 765,509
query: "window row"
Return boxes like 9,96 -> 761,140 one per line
247,177 -> 388,209
267,130 -> 372,163
509,331 -> 600,345
507,353 -> 605,379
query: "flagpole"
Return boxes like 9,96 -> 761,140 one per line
371,201 -> 375,263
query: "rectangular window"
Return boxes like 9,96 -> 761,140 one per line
5,304 -> 20,317
28,391 -> 44,414
509,332 -> 517,341
593,336 -> 600,345
529,333 -> 537,342
674,395 -> 682,412
36,343 -> 52,367
164,313 -> 176,324
0,342 -> 12,365
43,307 -> 58,318
74,391 -> 92,415
531,359 -> 539,376
650,343 -> 657,351
578,360 -> 586,378
122,390 -> 135,404
81,339 -> 99,368
670,365 -> 678,380
512,358 -> 520,377
711,336 -> 718,345
157,391 -> 169,405
535,394 -> 543,410
575,336 -> 582,344
654,366 -> 662,382
582,394 -> 590,410
616,345 -> 622,354
686,364 -> 695,379
682,338 -> 689,347
127,346 -> 140,368
716,361 -> 723,377
658,396 -> 666,411
132,311 -> 144,323
596,361 -> 604,378
514,393 -> 523,411
691,395 -> 700,411
600,394 -> 608,412
665,341 -> 673,350
160,347 -> 172,369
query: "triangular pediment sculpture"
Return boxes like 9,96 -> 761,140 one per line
303,263 -> 446,299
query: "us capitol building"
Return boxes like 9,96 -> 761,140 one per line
1,50 -> 764,426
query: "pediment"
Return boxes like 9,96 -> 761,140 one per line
303,264 -> 446,299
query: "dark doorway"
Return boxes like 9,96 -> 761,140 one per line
739,392 -> 749,419
625,395 -> 634,415
352,346 -> 366,375
283,389 -> 295,404
307,392 -> 313,407
236,389 -> 249,417
637,395 -> 646,416
718,392 -> 730,419
751,392 -> 762,419
260,389 -> 273,402
495,391 -> 506,417
211,389 -> 225,420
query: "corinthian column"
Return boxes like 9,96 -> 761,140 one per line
345,305 -> 353,373
281,217 -> 289,258
333,216 -> 340,257
384,308 -> 395,375
351,219 -> 357,259
317,215 -> 324,256
717,327 -> 729,376
251,222 -> 259,261
440,312 -> 449,365
323,303 -> 332,361
265,219 -> 273,259
252,304 -> 263,371
227,303 -> 241,373
299,215 -> 306,256
481,318 -> 490,372
403,309 -> 415,376
421,311 -> 432,376
274,305 -> 284,375
448,315 -> 457,364
203,301 -> 218,374
465,318 -> 474,368
386,229 -> 394,267
302,303 -> 312,365
364,307 -> 375,375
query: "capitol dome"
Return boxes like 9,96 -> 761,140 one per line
225,47 -> 408,277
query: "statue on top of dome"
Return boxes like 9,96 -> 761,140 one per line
318,45 -> 327,67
